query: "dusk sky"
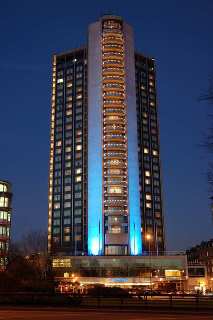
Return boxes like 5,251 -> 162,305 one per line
0,0 -> 212,251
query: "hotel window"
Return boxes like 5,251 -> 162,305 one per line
54,195 -> 60,201
64,170 -> 71,176
53,219 -> 60,226
108,186 -> 122,194
66,110 -> 72,116
66,89 -> 72,95
75,192 -> 81,199
155,203 -> 161,209
76,114 -> 82,121
75,184 -> 82,191
153,150 -> 158,156
75,217 -> 81,223
144,148 -> 149,154
65,154 -> 71,160
110,226 -> 121,234
64,194 -> 71,200
154,187 -> 160,194
67,82 -> 72,88
146,202 -> 152,208
64,177 -> 71,184
76,137 -> 82,143
145,194 -> 152,200
145,170 -> 150,177
65,147 -> 72,153
64,202 -> 71,208
53,210 -> 61,218
64,209 -> 71,217
53,227 -> 60,234
66,124 -> 72,130
54,203 -> 60,209
153,180 -> 160,186
64,185 -> 71,192
153,172 -> 159,178
64,218 -> 71,224
65,161 -> 71,168
65,139 -> 72,145
145,178 -> 151,185
75,176 -> 81,182
64,227 -> 70,234
64,236 -> 70,242
76,168 -> 82,174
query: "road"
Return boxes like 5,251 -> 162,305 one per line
0,309 -> 212,320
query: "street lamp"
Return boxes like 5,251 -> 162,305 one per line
146,234 -> 152,289
146,233 -> 152,256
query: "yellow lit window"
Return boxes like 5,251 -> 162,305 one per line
108,115 -> 119,120
146,202 -> 152,208
57,78 -> 63,84
108,186 -> 122,194
66,110 -> 72,116
67,82 -> 72,87
145,170 -> 150,177
76,168 -> 82,174
110,226 -> 121,234
144,148 -> 149,154
76,176 -> 82,182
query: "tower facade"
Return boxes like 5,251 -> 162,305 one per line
48,15 -> 165,257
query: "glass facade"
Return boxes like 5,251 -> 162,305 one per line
48,49 -> 87,255
135,54 -> 165,254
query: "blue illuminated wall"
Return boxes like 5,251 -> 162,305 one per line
87,22 -> 103,255
124,23 -> 143,255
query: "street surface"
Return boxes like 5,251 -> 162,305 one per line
0,309 -> 212,320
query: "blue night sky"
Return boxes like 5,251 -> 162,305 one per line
0,0 -> 212,251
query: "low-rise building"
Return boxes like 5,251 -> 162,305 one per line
0,180 -> 12,270
186,240 -> 213,291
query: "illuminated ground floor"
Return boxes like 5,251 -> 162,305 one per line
52,255 -> 188,292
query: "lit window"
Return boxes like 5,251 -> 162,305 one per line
64,236 -> 70,242
54,203 -> 60,209
145,170 -> 150,177
76,168 -> 82,174
110,226 -> 121,234
146,202 -> 152,208
153,150 -> 158,156
145,179 -> 151,185
76,145 -> 82,151
108,186 -> 122,194
57,78 -> 63,84
76,176 -> 81,182
146,194 -> 152,200
144,148 -> 149,154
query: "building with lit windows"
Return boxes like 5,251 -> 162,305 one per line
0,180 -> 12,270
48,15 -> 165,258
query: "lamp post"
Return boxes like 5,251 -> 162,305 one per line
146,234 -> 152,289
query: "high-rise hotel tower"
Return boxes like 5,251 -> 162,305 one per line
48,15 -> 165,257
